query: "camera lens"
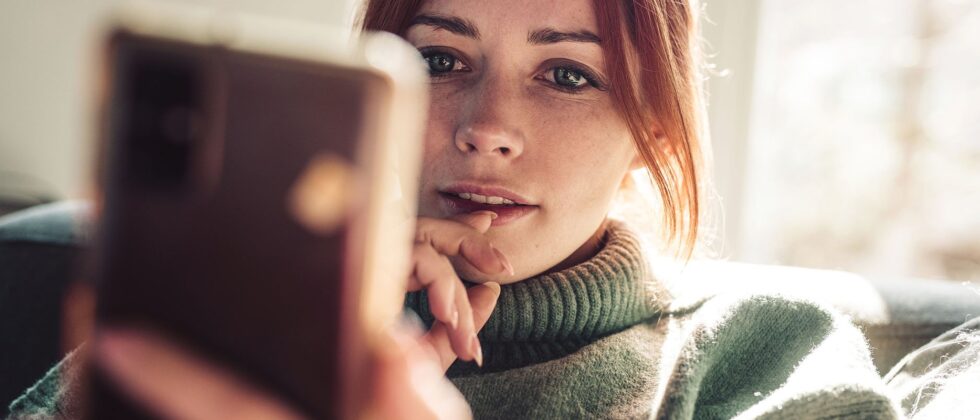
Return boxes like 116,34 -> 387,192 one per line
115,45 -> 202,193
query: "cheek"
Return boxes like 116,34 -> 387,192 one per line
421,85 -> 469,162
415,89 -> 462,217
524,101 -> 634,261
530,101 -> 633,202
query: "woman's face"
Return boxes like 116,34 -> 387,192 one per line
407,0 -> 638,284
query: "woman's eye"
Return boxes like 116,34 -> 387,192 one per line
552,67 -> 588,88
539,64 -> 606,93
422,52 -> 464,76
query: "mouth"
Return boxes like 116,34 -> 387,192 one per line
437,184 -> 539,227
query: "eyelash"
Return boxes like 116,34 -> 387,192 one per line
542,64 -> 607,94
418,47 -> 472,79
417,47 -> 608,94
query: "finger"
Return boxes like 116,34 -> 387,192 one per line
409,244 -> 459,329
412,247 -> 476,362
415,217 -> 513,276
97,329 -> 303,420
449,271 -> 477,363
450,211 -> 496,233
424,282 -> 501,371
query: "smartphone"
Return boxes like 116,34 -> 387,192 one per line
84,4 -> 426,419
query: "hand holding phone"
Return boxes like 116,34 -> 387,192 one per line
93,261 -> 503,420
91,211 -> 507,420
87,4 -> 428,419
92,324 -> 480,420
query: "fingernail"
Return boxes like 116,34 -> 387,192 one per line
450,306 -> 459,330
470,334 -> 484,367
492,247 -> 515,276
484,211 -> 498,220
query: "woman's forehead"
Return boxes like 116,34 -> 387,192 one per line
418,0 -> 598,36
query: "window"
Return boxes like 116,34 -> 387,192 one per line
733,0 -> 980,282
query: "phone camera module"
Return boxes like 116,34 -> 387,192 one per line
117,48 -> 204,193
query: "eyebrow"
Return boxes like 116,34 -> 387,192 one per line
528,28 -> 601,45
409,14 -> 601,46
408,14 -> 481,39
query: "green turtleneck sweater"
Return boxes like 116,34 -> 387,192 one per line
8,220 -> 903,419
407,220 -> 901,419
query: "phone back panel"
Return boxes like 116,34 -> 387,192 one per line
90,31 -> 385,419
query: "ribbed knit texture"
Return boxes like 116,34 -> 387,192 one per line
404,220 -> 668,375
402,220 -> 905,419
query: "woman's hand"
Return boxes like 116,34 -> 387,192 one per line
96,329 -> 307,420
95,321 -> 488,420
94,281 -> 503,419
410,210 -> 512,367
93,211 -> 510,419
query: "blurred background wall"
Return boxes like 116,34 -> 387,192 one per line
0,0 -> 357,208
737,0 -> 980,282
703,0 -> 979,284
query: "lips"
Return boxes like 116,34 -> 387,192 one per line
437,182 -> 538,226
440,183 -> 533,206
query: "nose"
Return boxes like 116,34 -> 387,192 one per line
453,76 -> 525,159
454,124 -> 524,158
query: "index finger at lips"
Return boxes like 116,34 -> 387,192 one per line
415,218 -> 512,275
450,211 -> 497,233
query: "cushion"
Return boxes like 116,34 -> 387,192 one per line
0,201 -> 91,412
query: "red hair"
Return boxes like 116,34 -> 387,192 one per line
359,0 -> 708,257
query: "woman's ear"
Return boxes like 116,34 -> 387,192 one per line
629,153 -> 644,171
620,153 -> 644,190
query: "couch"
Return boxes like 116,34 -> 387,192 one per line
2,201 -> 979,414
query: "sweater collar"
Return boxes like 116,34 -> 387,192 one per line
405,219 -> 668,372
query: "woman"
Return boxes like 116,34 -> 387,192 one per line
8,0 -> 904,419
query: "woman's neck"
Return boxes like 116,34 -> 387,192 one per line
541,219 -> 610,276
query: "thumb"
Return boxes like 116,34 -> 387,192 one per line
96,329 -> 303,420
371,325 -> 473,420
